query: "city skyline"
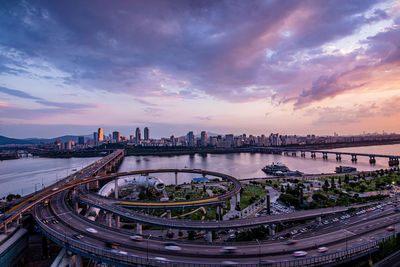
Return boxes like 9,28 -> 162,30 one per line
1,1 -> 400,138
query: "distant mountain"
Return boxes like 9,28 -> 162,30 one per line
0,135 -> 35,145
0,135 -> 93,145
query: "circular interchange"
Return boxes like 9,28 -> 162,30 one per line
83,168 -> 242,209
33,169 -> 400,266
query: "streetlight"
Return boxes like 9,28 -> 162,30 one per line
34,183 -> 40,193
146,234 -> 152,264
256,239 -> 261,264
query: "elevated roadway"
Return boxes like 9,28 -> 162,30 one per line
0,149 -> 124,233
34,189 -> 400,266
75,188 -> 386,230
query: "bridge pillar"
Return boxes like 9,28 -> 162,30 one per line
301,152 -> 305,157
317,216 -> 322,225
311,152 -> 316,159
175,171 -> 178,186
114,177 -> 119,199
167,210 -> 172,219
3,223 -> 7,233
351,155 -> 357,162
205,231 -> 212,243
202,173 -> 206,186
292,152 -> 297,157
369,156 -> 376,164
336,154 -> 342,161
267,195 -> 271,215
115,215 -> 120,229
235,193 -> 240,207
322,153 -> 328,160
268,224 -> 276,236
106,213 -> 112,227
389,157 -> 399,166
136,223 -> 142,235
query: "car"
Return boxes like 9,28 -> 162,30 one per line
111,249 -> 128,255
318,247 -> 329,253
293,251 -> 307,257
52,187 -> 59,191
286,240 -> 297,245
42,219 -> 48,224
152,257 -> 169,262
220,246 -> 237,253
323,220 -> 329,225
386,226 -> 395,231
73,233 -> 84,239
130,235 -> 143,241
164,245 -> 182,251
221,261 -> 238,265
86,227 -> 98,234
51,219 -> 58,224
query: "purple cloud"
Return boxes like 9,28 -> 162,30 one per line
0,0 -> 395,105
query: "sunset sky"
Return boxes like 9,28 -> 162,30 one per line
1,0 -> 400,138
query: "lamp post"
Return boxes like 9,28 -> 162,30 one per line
256,239 -> 261,264
146,234 -> 152,264
34,183 -> 40,194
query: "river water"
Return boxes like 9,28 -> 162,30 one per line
1,144 -> 399,198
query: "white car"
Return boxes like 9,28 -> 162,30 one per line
130,235 -> 143,241
164,245 -> 182,251
318,247 -> 329,253
220,246 -> 237,253
86,228 -> 98,234
152,257 -> 169,262
293,251 -> 308,257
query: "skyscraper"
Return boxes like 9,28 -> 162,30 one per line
187,131 -> 194,147
98,128 -> 104,143
93,132 -> 98,144
135,128 -> 141,143
112,131 -> 120,142
78,136 -> 85,145
201,131 -> 208,147
144,127 -> 149,140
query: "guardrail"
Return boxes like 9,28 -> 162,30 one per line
35,209 -> 399,267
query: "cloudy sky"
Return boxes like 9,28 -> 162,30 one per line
1,0 -> 400,138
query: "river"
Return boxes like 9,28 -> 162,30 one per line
1,144 -> 399,198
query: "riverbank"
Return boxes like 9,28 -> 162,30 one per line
21,139 -> 400,159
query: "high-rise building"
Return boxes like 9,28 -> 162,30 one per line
78,136 -> 85,145
112,131 -> 120,142
187,131 -> 194,147
144,127 -> 149,140
170,135 -> 176,146
201,131 -> 208,147
93,132 -> 98,144
135,128 -> 141,143
225,134 -> 234,147
98,128 -> 104,143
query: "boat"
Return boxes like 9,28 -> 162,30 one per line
335,166 -> 357,173
262,163 -> 303,176
262,162 -> 289,174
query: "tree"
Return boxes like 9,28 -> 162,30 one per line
344,175 -> 350,184
330,177 -> 336,189
278,193 -> 300,207
323,180 -> 330,192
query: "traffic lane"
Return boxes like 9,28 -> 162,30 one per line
53,192 -> 400,258
38,200 -> 264,264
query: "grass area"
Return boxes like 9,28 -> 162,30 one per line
239,184 -> 267,210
